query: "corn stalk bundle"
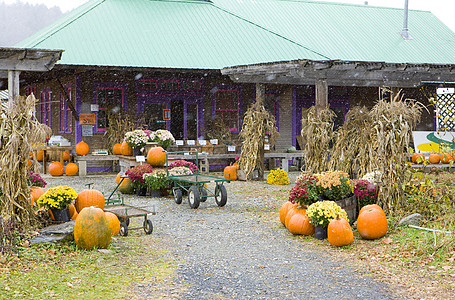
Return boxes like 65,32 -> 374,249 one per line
104,111 -> 145,153
0,94 -> 51,227
301,106 -> 335,173
239,100 -> 279,180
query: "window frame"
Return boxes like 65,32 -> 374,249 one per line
93,83 -> 127,133
212,86 -> 242,132
59,85 -> 72,133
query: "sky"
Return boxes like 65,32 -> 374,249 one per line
1,0 -> 455,32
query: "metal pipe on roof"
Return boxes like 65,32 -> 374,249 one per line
401,0 -> 413,39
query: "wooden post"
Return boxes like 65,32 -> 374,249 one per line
315,78 -> 328,114
7,70 -> 20,102
256,83 -> 265,180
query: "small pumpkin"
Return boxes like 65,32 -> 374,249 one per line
68,202 -> 77,218
357,206 -> 388,240
118,177 -> 134,194
411,153 -> 424,164
75,141 -> 90,156
328,215 -> 354,247
116,172 -> 122,184
223,165 -> 237,181
104,212 -> 121,236
287,212 -> 315,236
146,146 -> 166,166
65,162 -> 79,176
284,204 -> 305,229
48,161 -> 64,176
428,153 -> 440,164
36,150 -> 45,162
75,188 -> 105,212
63,150 -> 70,161
279,201 -> 294,226
440,153 -> 452,164
30,187 -> 45,205
120,141 -> 133,156
112,143 -> 122,155
74,207 -> 111,250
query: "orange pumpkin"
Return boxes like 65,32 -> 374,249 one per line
113,143 -> 122,155
279,201 -> 294,226
223,165 -> 237,181
287,212 -> 315,236
65,163 -> 79,176
36,150 -> 44,162
75,188 -> 105,212
328,216 -> 354,247
116,172 -> 122,184
75,141 -> 89,156
118,177 -> 134,194
74,207 -> 111,250
48,161 -> 64,176
68,202 -> 77,218
411,153 -> 424,164
63,150 -> 70,161
120,141 -> 133,156
358,204 -> 384,217
284,204 -> 305,229
429,153 -> 440,164
146,146 -> 166,166
357,206 -> 388,240
440,153 -> 452,164
104,211 -> 121,236
30,187 -> 45,205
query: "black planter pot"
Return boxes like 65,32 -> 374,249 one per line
50,207 -> 71,223
150,189 -> 162,198
136,187 -> 147,196
133,147 -> 142,157
314,225 -> 328,240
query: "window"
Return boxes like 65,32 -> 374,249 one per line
95,87 -> 124,132
161,80 -> 179,91
39,89 -> 51,126
183,80 -> 202,91
435,88 -> 455,131
214,89 -> 240,131
138,80 -> 157,91
59,85 -> 72,133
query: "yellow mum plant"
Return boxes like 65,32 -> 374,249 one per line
306,200 -> 348,228
267,168 -> 290,185
314,170 -> 352,200
37,185 -> 78,209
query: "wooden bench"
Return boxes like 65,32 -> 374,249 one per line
74,155 -> 120,176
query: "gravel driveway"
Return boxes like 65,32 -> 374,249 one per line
43,173 -> 395,300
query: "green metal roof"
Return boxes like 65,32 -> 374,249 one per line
213,0 -> 455,64
16,0 -> 327,69
16,0 -> 455,68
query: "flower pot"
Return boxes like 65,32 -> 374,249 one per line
50,207 -> 71,223
335,194 -> 357,225
133,147 -> 143,157
150,189 -> 162,198
314,225 -> 328,240
136,186 -> 147,196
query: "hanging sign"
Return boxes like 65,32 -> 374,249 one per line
163,109 -> 171,120
81,125 -> 93,137
79,113 -> 96,125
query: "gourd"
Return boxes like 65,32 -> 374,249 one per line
75,141 -> 89,156
30,187 -> 45,204
119,177 -> 134,194
287,212 -> 315,236
279,201 -> 294,226
328,216 -> 354,247
146,146 -> 166,166
284,204 -> 305,229
440,153 -> 452,164
63,150 -> 70,161
411,153 -> 424,164
120,141 -> 133,156
113,143 -> 122,155
65,162 -> 79,176
48,161 -> 64,176
75,188 -> 105,212
428,153 -> 440,164
74,207 -> 111,250
357,205 -> 388,240
223,165 -> 237,181
104,212 -> 121,236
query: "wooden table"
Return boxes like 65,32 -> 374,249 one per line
33,146 -> 73,174
74,154 -> 120,176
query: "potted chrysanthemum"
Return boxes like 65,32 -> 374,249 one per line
37,185 -> 78,222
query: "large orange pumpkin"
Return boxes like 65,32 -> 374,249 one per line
75,189 -> 105,212
146,146 -> 166,166
75,141 -> 89,156
411,153 -> 424,164
287,212 -> 315,236
36,150 -> 44,162
358,204 -> 384,217
279,201 -> 294,226
328,216 -> 354,247
30,187 -> 45,205
357,206 -> 388,240
104,211 -> 121,236
118,177 -> 134,194
74,207 -> 111,250
285,204 -> 305,229
113,143 -> 122,155
223,165 -> 237,181
116,172 -> 122,184
428,153 -> 440,164
48,161 -> 64,176
120,141 -> 133,156
63,150 -> 70,161
65,163 -> 79,176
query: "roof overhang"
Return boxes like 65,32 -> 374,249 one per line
221,59 -> 455,88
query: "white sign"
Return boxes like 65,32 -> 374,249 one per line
90,104 -> 99,112
412,131 -> 455,154
135,156 -> 146,162
81,125 -> 93,136
228,146 -> 236,152
437,88 -> 455,95
210,139 -> 218,145
187,140 -> 195,145
176,140 -> 184,146
264,144 -> 270,150
198,140 -> 207,145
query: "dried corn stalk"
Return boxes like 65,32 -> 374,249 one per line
239,100 -> 279,180
104,111 -> 145,153
301,106 -> 335,173
0,94 -> 51,228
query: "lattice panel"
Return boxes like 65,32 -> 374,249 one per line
436,93 -> 455,131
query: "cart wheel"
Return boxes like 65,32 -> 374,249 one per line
118,217 -> 130,226
144,219 -> 153,234
188,186 -> 200,209
215,184 -> 227,207
174,188 -> 183,204
199,187 -> 208,202
119,222 -> 128,237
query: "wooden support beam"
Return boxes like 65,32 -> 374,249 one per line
7,70 -> 20,101
315,78 -> 328,114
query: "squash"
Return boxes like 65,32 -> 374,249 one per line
118,177 -> 134,194
63,150 -> 70,161
116,172 -> 122,184
120,141 -> 133,156
113,143 -> 122,155
74,207 -> 111,250
440,153 -> 452,164
411,153 -> 424,164
284,204 -> 305,229
48,161 -> 64,176
30,187 -> 45,205
328,216 -> 354,247
146,146 -> 166,166
279,201 -> 294,226
223,165 -> 237,181
357,206 -> 388,240
36,150 -> 45,162
65,162 -> 79,176
75,141 -> 89,156
75,188 -> 105,212
68,202 -> 77,218
429,153 -> 440,164
358,204 -> 384,217
104,211 -> 121,236
287,212 -> 315,236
